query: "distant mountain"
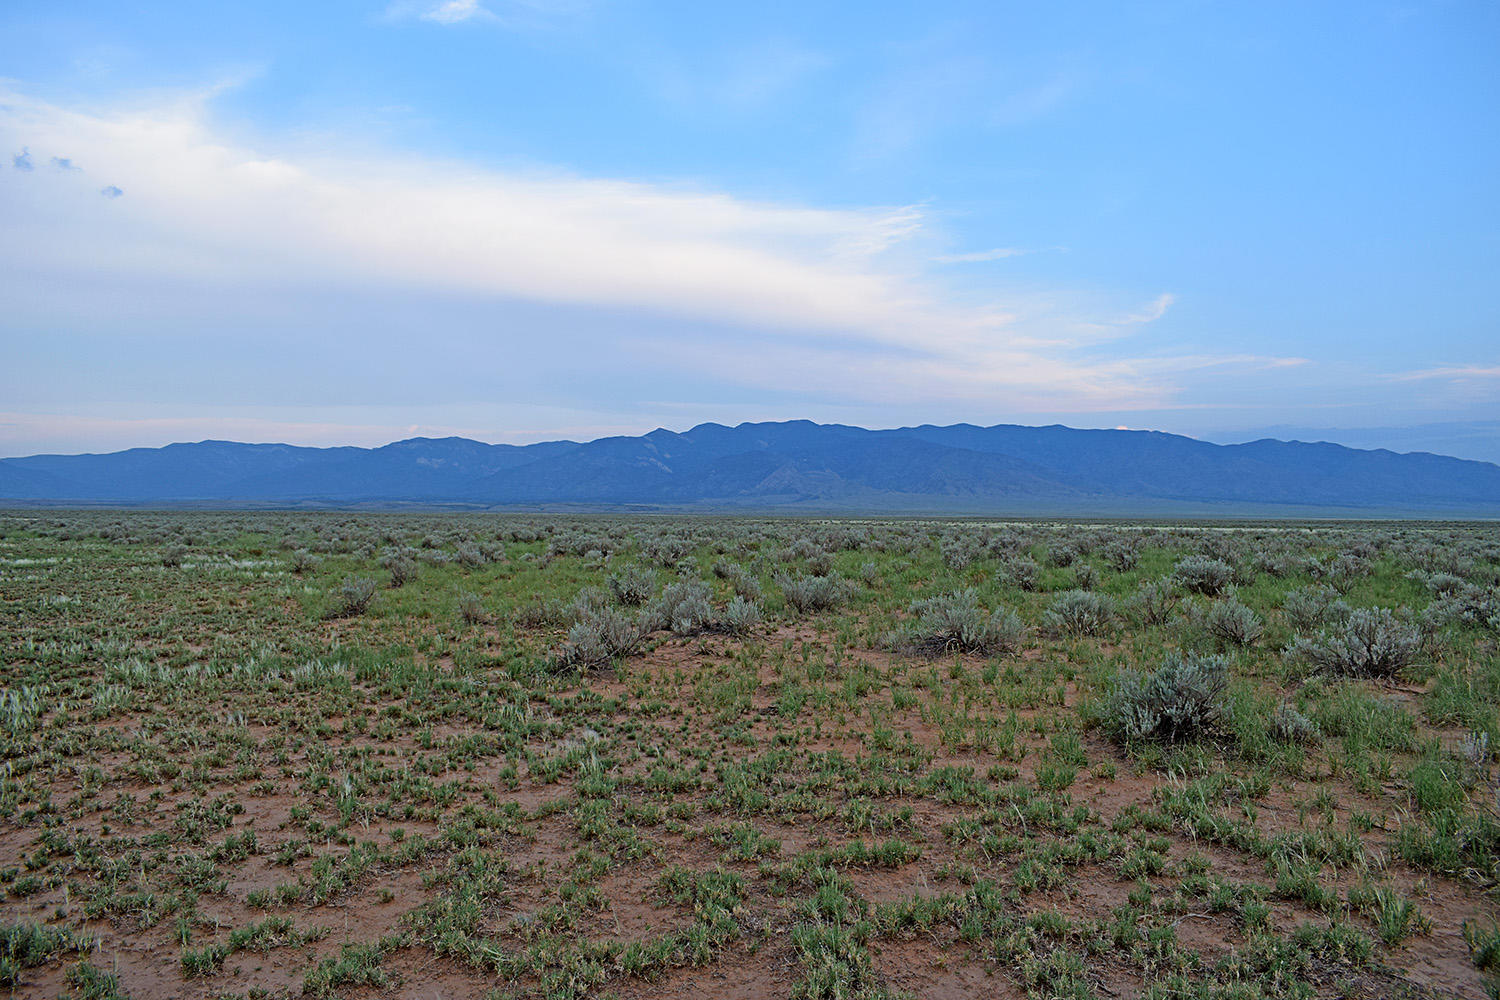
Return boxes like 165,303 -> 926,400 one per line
3,421 -> 1498,515
1204,420 -> 1500,467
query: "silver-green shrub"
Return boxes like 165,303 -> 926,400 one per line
655,579 -> 714,635
1284,606 -> 1422,678
722,596 -> 763,636
1205,597 -> 1264,647
328,576 -> 377,618
893,589 -> 1024,655
607,564 -> 656,606
1271,702 -> 1320,744
777,573 -> 855,614
1045,590 -> 1116,637
1126,577 -> 1179,627
1101,652 -> 1227,743
559,606 -> 651,669
1173,555 -> 1234,596
1281,585 -> 1350,632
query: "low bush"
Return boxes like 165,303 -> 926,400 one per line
655,580 -> 714,635
722,596 -> 763,636
1045,590 -> 1115,637
999,557 -> 1040,592
1270,703 -> 1320,744
457,591 -> 486,625
890,590 -> 1025,656
1126,577 -> 1179,627
1285,607 -> 1422,679
1205,597 -> 1264,648
1100,652 -> 1228,743
1173,555 -> 1234,596
778,573 -> 855,614
557,606 -> 652,669
1282,585 -> 1350,632
607,565 -> 656,606
326,576 -> 377,619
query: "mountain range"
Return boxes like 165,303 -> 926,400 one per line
2,421 -> 1498,516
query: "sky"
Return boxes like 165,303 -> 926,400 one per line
1,0 -> 1497,459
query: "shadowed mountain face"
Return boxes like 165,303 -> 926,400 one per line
2,421 -> 1498,515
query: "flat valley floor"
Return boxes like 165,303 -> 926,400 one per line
1,512 -> 1498,999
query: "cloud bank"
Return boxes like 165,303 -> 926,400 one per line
0,84 -> 1296,452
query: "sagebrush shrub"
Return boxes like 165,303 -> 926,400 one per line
655,579 -> 714,635
1103,540 -> 1140,572
386,557 -> 417,588
1126,577 -> 1179,627
999,557 -> 1040,592
1100,652 -> 1227,743
722,596 -> 762,636
565,586 -> 611,624
558,606 -> 651,669
1281,585 -> 1350,632
893,589 -> 1024,655
1285,607 -> 1422,678
1045,590 -> 1115,637
457,590 -> 485,625
1271,703 -> 1320,744
327,576 -> 377,619
1173,555 -> 1234,596
777,573 -> 854,614
607,565 -> 656,606
1205,597 -> 1264,647
715,561 -> 762,600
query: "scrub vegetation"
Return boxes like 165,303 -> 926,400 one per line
1,511 -> 1498,999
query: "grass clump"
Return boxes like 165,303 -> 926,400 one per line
0,922 -> 80,986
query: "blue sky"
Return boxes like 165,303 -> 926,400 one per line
1,0 -> 1496,458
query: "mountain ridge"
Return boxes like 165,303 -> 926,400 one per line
2,420 -> 1497,516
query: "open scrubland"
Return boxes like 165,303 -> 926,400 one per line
1,511 -> 1498,1000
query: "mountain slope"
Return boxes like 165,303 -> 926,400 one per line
2,421 -> 1497,514
890,424 -> 1500,508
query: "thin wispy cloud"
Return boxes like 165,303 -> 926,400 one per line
933,246 -> 1063,264
383,0 -> 589,29
646,39 -> 830,115
1387,364 -> 1500,382
1121,293 -> 1176,325
422,0 -> 491,24
990,69 -> 1084,127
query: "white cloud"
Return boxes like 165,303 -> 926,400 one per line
0,85 -> 1292,424
420,0 -> 491,24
